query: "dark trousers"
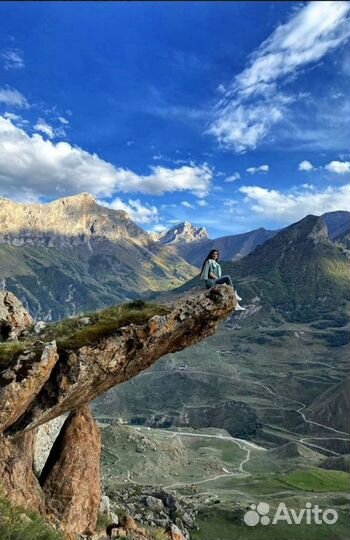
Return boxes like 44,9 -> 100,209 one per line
205,275 -> 233,289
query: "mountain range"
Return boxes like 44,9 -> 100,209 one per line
1,193 -> 348,322
0,193 -> 197,319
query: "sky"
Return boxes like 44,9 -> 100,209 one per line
0,1 -> 349,238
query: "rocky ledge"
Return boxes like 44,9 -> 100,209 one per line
0,285 -> 235,538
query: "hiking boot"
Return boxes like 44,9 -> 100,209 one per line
235,290 -> 242,302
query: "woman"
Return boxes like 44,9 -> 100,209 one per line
200,249 -> 245,310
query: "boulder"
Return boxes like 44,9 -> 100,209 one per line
0,430 -> 46,513
0,290 -> 33,340
145,495 -> 164,512
0,341 -> 58,433
167,523 -> 187,540
41,406 -> 101,536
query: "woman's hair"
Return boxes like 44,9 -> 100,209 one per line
200,249 -> 220,275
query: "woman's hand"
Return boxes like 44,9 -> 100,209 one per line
209,272 -> 216,279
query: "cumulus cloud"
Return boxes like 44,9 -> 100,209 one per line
239,183 -> 350,223
209,2 -> 350,152
325,160 -> 350,174
298,160 -> 314,171
246,165 -> 269,174
102,197 -> 159,224
225,172 -> 241,182
1,48 -> 24,70
181,201 -> 195,209
0,115 -> 213,201
34,118 -> 55,139
3,112 -> 29,128
0,87 -> 29,108
34,118 -> 66,139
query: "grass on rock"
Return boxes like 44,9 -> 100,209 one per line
0,300 -> 170,364
0,495 -> 64,540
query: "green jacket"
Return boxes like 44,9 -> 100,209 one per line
200,259 -> 222,280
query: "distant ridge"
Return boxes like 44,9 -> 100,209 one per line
0,194 -> 197,319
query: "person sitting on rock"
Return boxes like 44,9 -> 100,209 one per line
200,249 -> 245,311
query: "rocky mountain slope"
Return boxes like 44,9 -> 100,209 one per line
155,225 -> 277,266
0,285 -> 234,538
150,210 -> 350,267
169,214 -> 350,322
150,222 -> 209,245
0,194 -> 197,320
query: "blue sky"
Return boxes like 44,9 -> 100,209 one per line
0,1 -> 349,238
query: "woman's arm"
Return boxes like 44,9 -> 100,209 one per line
208,261 -> 217,279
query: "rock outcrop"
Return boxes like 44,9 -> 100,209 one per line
0,285 -> 235,537
5,285 -> 235,436
0,290 -> 33,340
0,341 -> 58,433
0,431 -> 46,513
34,415 -> 68,476
41,406 -> 101,537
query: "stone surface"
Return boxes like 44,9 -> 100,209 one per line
0,290 -> 33,340
41,406 -> 101,536
34,414 -> 67,476
0,341 -> 58,433
0,430 -> 46,513
6,285 -> 235,436
167,523 -> 187,540
145,495 -> 164,512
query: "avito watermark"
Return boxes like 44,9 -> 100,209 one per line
244,502 -> 338,526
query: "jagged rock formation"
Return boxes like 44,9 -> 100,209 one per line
151,222 -> 209,245
0,285 -> 235,537
0,290 -> 33,340
41,406 -> 101,537
4,286 -> 235,436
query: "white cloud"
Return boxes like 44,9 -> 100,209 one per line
150,224 -> 167,233
298,160 -> 314,171
225,172 -> 241,182
102,197 -> 159,224
0,115 -> 213,201
0,87 -> 29,108
181,201 -> 195,209
58,116 -> 69,125
246,164 -> 269,174
223,199 -> 239,213
197,199 -> 208,207
1,48 -> 24,70
325,160 -> 350,174
3,112 -> 29,128
239,183 -> 350,223
209,2 -> 350,152
34,118 -> 55,139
